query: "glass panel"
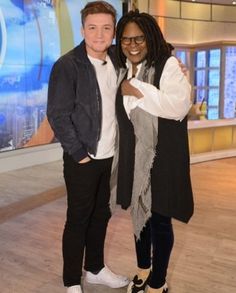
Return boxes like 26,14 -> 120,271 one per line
195,89 -> 205,103
195,51 -> 206,68
195,70 -> 206,87
209,69 -> 220,86
224,100 -> 235,119
209,49 -> 221,67
207,108 -> 219,120
175,50 -> 187,65
208,89 -> 219,107
224,46 -> 236,118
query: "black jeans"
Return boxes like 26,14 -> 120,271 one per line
62,153 -> 112,286
135,212 -> 174,289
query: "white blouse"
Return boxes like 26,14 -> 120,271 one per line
123,56 -> 192,121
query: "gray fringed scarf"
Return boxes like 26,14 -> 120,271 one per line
110,61 -> 158,238
129,62 -> 158,238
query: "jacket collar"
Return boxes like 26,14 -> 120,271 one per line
73,40 -> 118,70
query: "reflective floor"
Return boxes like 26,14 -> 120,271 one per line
0,158 -> 236,293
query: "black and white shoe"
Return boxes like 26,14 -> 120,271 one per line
146,283 -> 168,293
162,282 -> 168,292
127,273 -> 151,293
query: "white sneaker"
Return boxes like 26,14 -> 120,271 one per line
66,285 -> 82,293
85,265 -> 129,288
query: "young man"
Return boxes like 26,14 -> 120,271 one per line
47,2 -> 129,293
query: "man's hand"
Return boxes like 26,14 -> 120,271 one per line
177,58 -> 188,76
79,156 -> 91,164
121,79 -> 143,99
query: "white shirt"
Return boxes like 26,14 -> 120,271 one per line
123,56 -> 192,121
88,55 -> 117,159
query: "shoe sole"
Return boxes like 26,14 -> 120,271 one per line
86,278 -> 129,288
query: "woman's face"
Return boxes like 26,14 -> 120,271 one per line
121,22 -> 147,66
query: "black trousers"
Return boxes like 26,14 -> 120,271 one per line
62,153 -> 112,286
135,212 -> 174,289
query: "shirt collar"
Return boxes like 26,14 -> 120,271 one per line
126,59 -> 144,79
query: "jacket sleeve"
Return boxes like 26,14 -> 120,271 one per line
47,57 -> 87,162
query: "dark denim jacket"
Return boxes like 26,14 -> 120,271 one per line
47,41 -> 118,162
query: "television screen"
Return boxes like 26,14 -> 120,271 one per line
0,0 -> 123,152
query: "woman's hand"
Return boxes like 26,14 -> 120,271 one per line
121,79 -> 143,99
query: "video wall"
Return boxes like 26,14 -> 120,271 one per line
0,0 -> 123,152
224,46 -> 236,118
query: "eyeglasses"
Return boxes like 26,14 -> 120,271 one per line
121,35 -> 145,45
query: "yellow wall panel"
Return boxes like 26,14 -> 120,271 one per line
212,127 -> 232,150
232,126 -> 236,148
188,131 -> 193,154
189,128 -> 213,154
188,125 -> 236,155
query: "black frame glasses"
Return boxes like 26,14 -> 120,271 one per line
121,35 -> 145,45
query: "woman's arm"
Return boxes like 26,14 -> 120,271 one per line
122,57 -> 192,121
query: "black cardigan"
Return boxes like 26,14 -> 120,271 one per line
116,56 -> 194,223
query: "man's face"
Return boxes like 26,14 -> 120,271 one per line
81,13 -> 115,59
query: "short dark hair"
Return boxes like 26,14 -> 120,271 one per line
81,1 -> 117,27
116,10 -> 171,68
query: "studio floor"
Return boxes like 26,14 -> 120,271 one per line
0,158 -> 236,293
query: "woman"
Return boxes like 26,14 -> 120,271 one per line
114,10 -> 194,293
